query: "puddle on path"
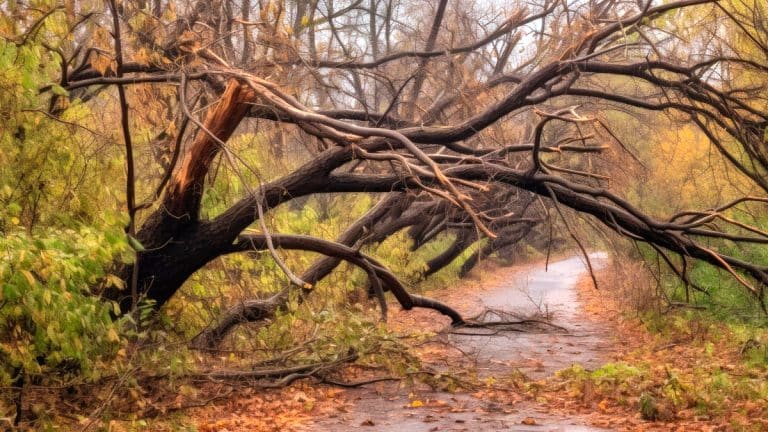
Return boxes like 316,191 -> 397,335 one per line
309,253 -> 613,432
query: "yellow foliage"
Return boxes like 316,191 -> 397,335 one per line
647,124 -> 752,213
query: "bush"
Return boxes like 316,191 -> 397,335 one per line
0,224 -> 130,387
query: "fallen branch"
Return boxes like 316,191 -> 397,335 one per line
197,352 -> 358,382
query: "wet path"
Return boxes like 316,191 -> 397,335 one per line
450,252 -> 611,380
309,253 -> 613,431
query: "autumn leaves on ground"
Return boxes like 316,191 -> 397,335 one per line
182,258 -> 768,432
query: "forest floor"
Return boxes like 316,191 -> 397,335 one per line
186,253 -> 619,431
182,254 -> 764,432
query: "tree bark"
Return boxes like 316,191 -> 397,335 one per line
423,230 -> 475,278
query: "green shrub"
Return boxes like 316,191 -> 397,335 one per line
0,224 -> 130,386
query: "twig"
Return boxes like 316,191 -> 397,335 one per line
107,0 -> 139,312
319,376 -> 401,388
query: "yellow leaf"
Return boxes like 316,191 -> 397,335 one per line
410,400 -> 423,408
21,270 -> 36,286
106,274 -> 125,290
107,328 -> 120,342
300,15 -> 310,27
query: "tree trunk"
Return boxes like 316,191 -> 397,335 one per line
423,230 -> 475,277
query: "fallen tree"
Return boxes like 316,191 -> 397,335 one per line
17,0 -> 767,348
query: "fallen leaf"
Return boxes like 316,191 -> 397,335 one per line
598,399 -> 609,411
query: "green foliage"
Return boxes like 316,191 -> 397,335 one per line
0,224 -> 130,386
0,35 -> 124,231
631,228 -> 768,323
372,230 -> 429,283
557,362 -> 646,404
0,30 -> 130,371
553,300 -> 768,423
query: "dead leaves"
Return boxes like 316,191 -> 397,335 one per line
194,384 -> 342,432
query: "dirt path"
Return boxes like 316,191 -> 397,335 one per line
307,253 -> 614,431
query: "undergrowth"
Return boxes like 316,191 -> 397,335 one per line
542,247 -> 768,431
